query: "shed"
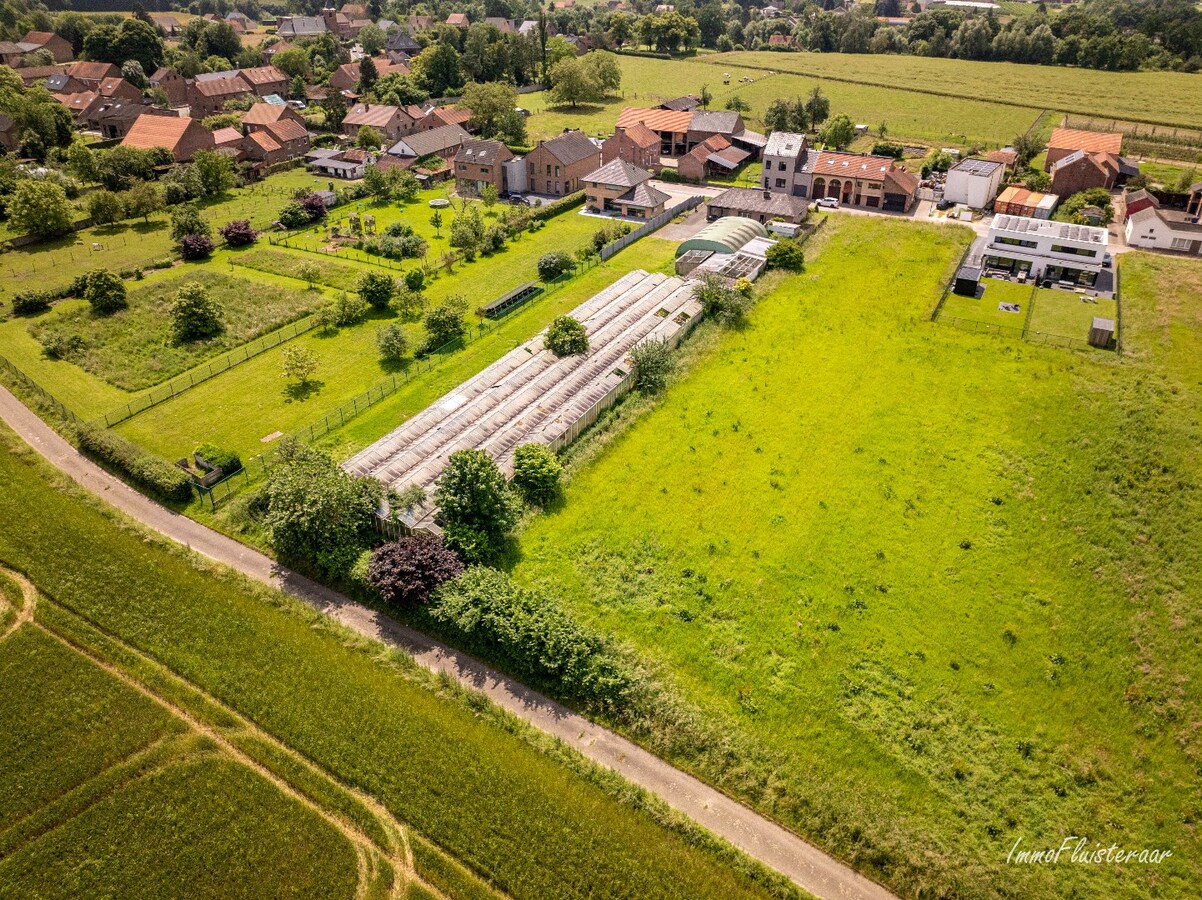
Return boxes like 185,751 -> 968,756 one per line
953,265 -> 981,296
676,216 -> 767,258
1088,316 -> 1115,348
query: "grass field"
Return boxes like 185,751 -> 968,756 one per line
940,278 -> 1032,332
510,218 -> 1202,898
0,426 -> 798,900
1027,288 -> 1117,344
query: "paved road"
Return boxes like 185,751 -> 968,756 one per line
0,385 -> 897,900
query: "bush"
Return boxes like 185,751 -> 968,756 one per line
169,202 -> 211,242
11,291 -> 52,316
368,535 -> 464,606
765,239 -> 805,272
220,219 -> 258,246
403,268 -> 425,292
544,315 -> 589,356
357,271 -> 395,309
434,449 -> 520,564
512,443 -> 563,507
693,273 -> 750,327
375,323 -> 409,361
630,338 -> 674,393
40,332 -> 86,360
81,269 -> 127,315
278,201 -> 310,229
333,292 -> 368,326
171,281 -> 223,342
430,567 -> 633,707
423,295 -> 468,351
194,442 -> 242,474
77,425 -> 193,503
180,233 -> 214,260
537,250 -> 574,282
530,191 -> 585,221
301,193 -> 328,220
871,141 -> 905,160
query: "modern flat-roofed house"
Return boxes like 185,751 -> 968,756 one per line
707,187 -> 808,224
983,214 -> 1108,285
454,139 -> 514,197
525,129 -> 601,196
602,123 -> 660,171
802,150 -> 919,211
1044,128 -> 1123,170
121,113 -> 215,161
943,157 -> 1005,208
18,31 -> 73,63
342,103 -> 417,143
1124,191 -> 1202,256
761,131 -> 807,197
581,158 -> 669,219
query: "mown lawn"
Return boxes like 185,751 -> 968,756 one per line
0,425 -> 796,900
27,270 -> 324,392
1027,288 -> 1117,344
511,219 -> 1202,898
939,278 -> 1032,331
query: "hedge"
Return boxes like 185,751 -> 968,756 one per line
76,425 -> 193,503
531,191 -> 585,221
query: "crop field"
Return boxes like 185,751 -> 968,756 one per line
0,425 -> 797,900
525,55 -> 1038,148
511,218 -> 1202,898
712,51 -> 1202,129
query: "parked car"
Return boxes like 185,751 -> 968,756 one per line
1103,252 -> 1113,268
506,194 -> 527,206
815,197 -> 840,210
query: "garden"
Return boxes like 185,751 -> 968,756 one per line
939,277 -> 1119,349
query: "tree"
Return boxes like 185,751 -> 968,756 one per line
724,95 -> 750,112
460,81 -> 518,139
356,125 -> 384,149
415,41 -> 462,97
219,219 -> 258,246
376,323 -> 410,362
481,183 -> 498,207
171,281 -> 223,342
544,315 -> 589,356
193,149 -> 236,195
81,269 -> 127,315
274,47 -> 310,79
512,443 -> 563,507
537,251 -> 573,281
170,202 -> 211,241
435,449 -> 520,563
583,51 -> 621,95
429,210 -> 443,236
693,273 -> 749,327
630,338 -> 674,393
423,295 -> 469,349
548,57 -> 598,108
819,114 -> 856,150
121,59 -> 147,89
367,535 -> 464,605
358,271 -> 395,309
66,142 -> 98,183
1012,131 -> 1046,168
8,180 -> 73,237
763,98 -> 793,134
264,439 -> 381,576
281,345 -> 318,386
278,202 -> 309,229
296,262 -> 320,289
765,239 -> 805,271
179,234 -> 214,259
322,91 -> 348,132
357,55 -> 378,94
86,190 -> 125,226
358,23 -> 386,57
699,84 -> 712,109
123,181 -> 163,222
805,86 -> 830,127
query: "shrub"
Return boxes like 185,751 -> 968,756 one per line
76,425 -> 192,503
194,442 -> 242,474
220,219 -> 258,246
169,202 -> 211,242
530,191 -> 585,221
765,239 -> 805,272
367,535 -> 464,606
422,295 -> 468,351
301,193 -> 328,220
871,141 -> 905,160
180,233 -> 214,260
544,315 -> 589,356
334,292 -> 368,326
81,269 -> 127,315
537,250 -> 573,282
630,338 -> 674,393
693,273 -> 750,327
376,323 -> 409,361
278,201 -> 309,229
403,268 -> 425,292
11,291 -> 52,316
357,271 -> 395,309
40,332 -> 86,360
430,567 -> 633,707
434,449 -> 520,564
512,443 -> 563,507
171,281 -> 223,342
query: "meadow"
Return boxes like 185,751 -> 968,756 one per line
0,426 -> 798,900
511,217 -> 1202,898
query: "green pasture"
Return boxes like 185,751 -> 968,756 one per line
0,424 -> 798,900
511,218 -> 1202,898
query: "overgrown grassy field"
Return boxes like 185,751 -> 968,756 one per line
712,51 -> 1202,128
0,426 -> 798,900
512,218 -> 1201,898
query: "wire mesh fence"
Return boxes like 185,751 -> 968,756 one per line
0,353 -> 82,427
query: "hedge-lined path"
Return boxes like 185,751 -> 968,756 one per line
0,384 -> 897,900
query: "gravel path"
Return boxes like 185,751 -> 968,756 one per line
0,385 -> 897,900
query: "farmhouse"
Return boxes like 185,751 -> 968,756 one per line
707,188 -> 808,224
601,123 -> 660,172
121,113 -> 215,162
17,31 -> 73,62
342,103 -> 418,143
419,105 -> 472,132
454,139 -> 513,197
615,107 -> 692,156
525,130 -> 601,196
803,150 -> 919,211
1049,148 -> 1137,197
1044,127 -> 1123,170
188,75 -> 255,118
983,214 -> 1108,286
342,268 -> 704,530
581,159 -> 669,219
387,123 -> 471,167
943,157 -> 1005,208
994,184 -> 1058,218
1124,192 -> 1202,256
677,135 -> 749,182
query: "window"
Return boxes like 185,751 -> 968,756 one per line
775,178 -> 786,188
546,164 -> 551,175
555,165 -> 560,177
1171,237 -> 1193,250
546,180 -> 551,192
458,164 -> 466,171
778,161 -> 786,171
481,167 -> 489,174
996,236 -> 1038,249
1051,244 -> 1098,258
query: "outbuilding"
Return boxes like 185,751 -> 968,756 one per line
676,216 -> 767,257
943,157 -> 1005,209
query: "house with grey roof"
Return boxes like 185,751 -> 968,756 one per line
582,158 -> 670,219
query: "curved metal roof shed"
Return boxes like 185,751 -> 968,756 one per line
675,216 -> 767,257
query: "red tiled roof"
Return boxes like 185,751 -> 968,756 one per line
122,113 -> 207,152
617,122 -> 659,148
265,118 -> 308,142
212,126 -> 243,146
1047,128 -> 1122,155
248,130 -> 281,153
192,76 -> 251,97
808,150 -> 895,178
344,103 -> 401,127
883,167 -> 919,195
425,106 -> 471,128
615,106 -> 692,134
67,61 -> 119,81
241,102 -> 290,124
238,65 -> 286,85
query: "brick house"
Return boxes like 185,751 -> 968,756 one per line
707,187 -> 808,224
96,76 -> 143,103
419,105 -> 472,132
601,123 -> 660,171
454,139 -> 514,197
18,31 -> 73,63
121,113 -> 215,161
66,61 -> 120,87
795,149 -> 919,211
581,158 -> 669,219
237,65 -> 289,98
188,75 -> 254,118
342,103 -> 417,143
525,130 -> 601,196
1044,128 -> 1123,171
1049,149 -> 1138,198
149,67 -> 190,106
242,102 -> 306,132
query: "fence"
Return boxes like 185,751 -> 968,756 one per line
93,315 -> 320,428
0,353 -> 82,427
929,241 -> 977,321
600,195 -> 704,262
937,316 -> 1025,339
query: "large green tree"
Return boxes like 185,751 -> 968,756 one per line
8,180 -> 73,237
435,449 -> 521,564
